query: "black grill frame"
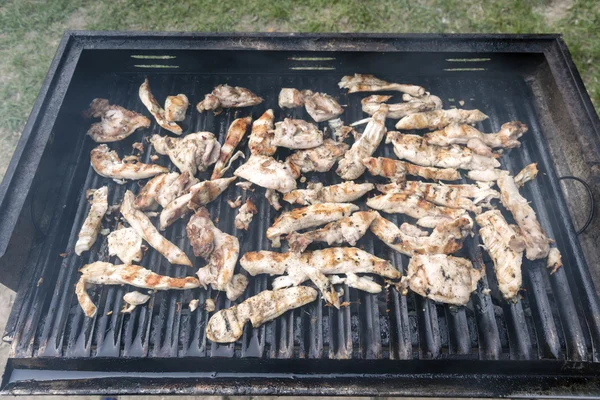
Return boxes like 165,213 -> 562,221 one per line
0,32 -> 599,397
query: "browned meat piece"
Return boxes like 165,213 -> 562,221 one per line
363,157 -> 461,182
139,78 -> 183,135
339,74 -> 426,97
91,144 -> 168,182
248,109 -> 276,156
164,94 -> 189,122
83,98 -> 150,142
395,109 -> 488,130
278,88 -> 305,109
211,116 -> 252,179
285,139 -> 349,175
302,90 -> 344,122
196,84 -> 263,113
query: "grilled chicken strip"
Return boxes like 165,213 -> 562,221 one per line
121,191 -> 192,266
157,172 -> 197,207
266,203 -> 359,247
206,286 -> 318,343
107,227 -> 143,264
424,122 -> 528,156
151,132 -> 221,176
339,74 -> 426,97
211,116 -> 251,179
248,109 -> 276,156
272,118 -> 324,149
76,261 -> 199,318
404,254 -> 482,305
330,273 -> 382,294
83,98 -> 151,143
498,173 -> 550,260
121,291 -> 151,313
399,223 -> 428,237
265,189 -> 282,211
187,208 -> 247,300
134,173 -> 178,210
91,145 -> 168,182
547,247 -> 563,274
75,186 -> 108,255
476,210 -> 525,301
139,78 -> 182,135
361,94 -> 442,119
285,139 -> 349,176
196,84 -> 263,113
337,105 -> 388,180
278,88 -> 305,109
283,182 -> 374,206
287,210 -> 377,253
371,214 -> 473,256
514,163 -> 539,188
164,94 -> 189,122
234,154 -> 298,193
303,90 -> 344,122
234,199 -> 258,230
363,157 -> 461,183
395,109 -> 488,131
386,132 -> 500,170
467,163 -> 538,187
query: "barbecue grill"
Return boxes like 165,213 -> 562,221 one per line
0,32 -> 599,397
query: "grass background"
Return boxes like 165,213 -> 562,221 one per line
0,0 -> 598,180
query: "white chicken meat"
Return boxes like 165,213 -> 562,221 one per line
248,109 -> 276,156
234,154 -> 299,193
395,108 -> 488,130
83,98 -> 150,143
75,186 -> 108,255
338,74 -> 426,97
211,116 -> 252,179
107,227 -> 143,264
283,181 -> 374,206
139,78 -> 183,135
151,132 -> 221,176
272,118 -> 324,149
91,145 -> 168,182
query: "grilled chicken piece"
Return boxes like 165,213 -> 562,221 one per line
367,193 -> 466,228
139,78 -> 183,135
337,105 -> 388,180
266,203 -> 359,247
211,117 -> 251,179
206,287 -> 318,343
302,90 -> 344,122
361,93 -> 442,119
76,261 -> 200,318
151,132 -> 221,176
371,214 -> 473,256
404,254 -> 482,305
476,210 -> 525,301
91,145 -> 168,182
234,154 -> 298,193
121,291 -> 151,313
514,163 -> 539,188
75,187 -> 108,255
234,199 -> 258,230
248,109 -> 276,156
134,173 -> 179,210
121,191 -> 192,266
399,223 -> 428,237
286,139 -> 349,175
547,247 -> 563,274
160,177 -> 236,230
196,84 -> 263,113
83,98 -> 150,143
339,74 -> 426,97
386,132 -> 500,171
278,88 -> 304,109
283,182 -> 374,206
107,227 -> 143,264
467,163 -> 538,187
157,172 -> 197,207
395,109 -> 488,131
498,173 -> 550,260
363,157 -> 461,183
164,94 -> 189,122
330,273 -> 382,294
287,210 -> 377,253
424,122 -> 528,156
265,189 -> 282,211
272,118 -> 324,149
187,208 -> 247,300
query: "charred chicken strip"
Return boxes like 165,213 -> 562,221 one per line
272,118 -> 324,149
476,210 -> 525,301
266,203 -> 359,247
330,273 -> 382,294
196,84 -> 263,113
337,105 -> 388,180
91,144 -> 168,182
386,132 -> 500,170
265,189 -> 282,211
234,154 -> 298,193
83,98 -> 151,143
404,254 -> 482,306
211,116 -> 251,179
107,227 -> 143,264
363,157 -> 461,182
285,139 -> 349,176
164,94 -> 189,122
206,287 -> 318,343
234,199 -> 258,230
302,90 -> 344,122
139,78 -> 182,135
498,173 -> 550,260
151,132 -> 221,176
371,214 -> 473,256
75,186 -> 108,255
248,109 -> 276,156
134,173 -> 179,210
287,210 -> 378,253
157,172 -> 197,208
547,247 -> 562,274
278,88 -> 304,109
514,163 -> 539,188
339,74 -> 426,97
283,181 -> 374,206
395,109 -> 488,130
121,191 -> 192,266
121,291 -> 151,313
467,163 -> 538,187
76,261 -> 200,318
361,93 -> 442,119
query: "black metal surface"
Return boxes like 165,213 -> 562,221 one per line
0,32 -> 600,397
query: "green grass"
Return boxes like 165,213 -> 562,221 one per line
0,0 -> 598,179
